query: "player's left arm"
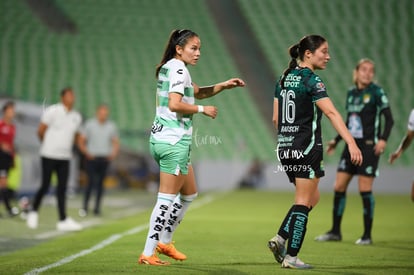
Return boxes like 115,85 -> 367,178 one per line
374,89 -> 394,155
194,78 -> 245,99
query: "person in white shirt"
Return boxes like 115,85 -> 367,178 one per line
27,88 -> 83,231
78,104 -> 119,217
389,109 -> 414,201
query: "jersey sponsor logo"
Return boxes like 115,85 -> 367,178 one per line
284,74 -> 302,88
285,74 -> 302,81
172,80 -> 184,88
363,94 -> 371,103
177,69 -> 183,74
283,74 -> 302,88
159,67 -> 169,77
316,82 -> 326,92
151,121 -> 163,134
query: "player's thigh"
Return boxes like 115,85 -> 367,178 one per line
358,175 -> 374,192
180,165 -> 197,195
159,171 -> 185,194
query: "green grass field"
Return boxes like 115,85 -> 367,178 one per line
1,190 -> 413,274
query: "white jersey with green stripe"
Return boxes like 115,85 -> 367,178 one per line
150,58 -> 194,145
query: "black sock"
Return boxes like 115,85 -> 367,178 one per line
286,205 -> 309,257
360,191 -> 374,239
331,192 -> 346,234
277,205 -> 295,240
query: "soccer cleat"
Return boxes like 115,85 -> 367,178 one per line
156,242 -> 187,261
138,253 -> 170,265
314,232 -> 342,242
268,237 -> 286,263
57,217 -> 83,231
282,255 -> 313,269
27,211 -> 39,229
355,238 -> 372,245
78,209 -> 87,218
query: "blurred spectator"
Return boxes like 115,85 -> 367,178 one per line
0,101 -> 18,217
77,104 -> 119,217
27,87 -> 83,231
239,157 -> 265,189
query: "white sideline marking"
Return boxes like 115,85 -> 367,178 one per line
24,194 -> 219,275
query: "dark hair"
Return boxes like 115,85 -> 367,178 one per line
155,29 -> 198,77
2,101 -> 14,113
60,87 -> 73,97
280,35 -> 327,88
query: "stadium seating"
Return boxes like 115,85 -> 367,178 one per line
1,0 -> 412,164
0,0 -> 275,161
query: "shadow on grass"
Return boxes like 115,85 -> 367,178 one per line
373,240 -> 414,252
158,262 -> 278,275
314,264 -> 414,274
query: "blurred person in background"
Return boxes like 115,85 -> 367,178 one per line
389,109 -> 414,201
138,29 -> 245,266
0,101 -> 18,217
78,104 -> 119,217
315,59 -> 394,245
27,88 -> 83,231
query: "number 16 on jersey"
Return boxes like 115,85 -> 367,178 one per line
280,89 -> 296,124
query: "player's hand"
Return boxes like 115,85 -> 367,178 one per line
84,152 -> 94,160
389,150 -> 401,164
0,179 -> 6,188
223,78 -> 245,89
348,143 -> 363,166
203,106 -> 218,119
326,139 -> 337,155
374,139 -> 386,156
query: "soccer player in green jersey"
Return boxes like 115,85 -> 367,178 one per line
267,35 -> 363,269
315,59 -> 394,245
138,29 -> 245,266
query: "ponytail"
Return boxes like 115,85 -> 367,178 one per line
155,29 -> 198,77
280,43 -> 299,88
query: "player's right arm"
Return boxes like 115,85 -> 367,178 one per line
272,98 -> 278,129
168,93 -> 217,119
316,97 -> 363,166
389,130 -> 414,164
389,109 -> 414,164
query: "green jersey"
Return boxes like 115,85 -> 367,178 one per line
344,83 -> 391,142
275,67 -> 329,154
150,58 -> 194,145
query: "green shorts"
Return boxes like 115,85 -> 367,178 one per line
150,140 -> 191,175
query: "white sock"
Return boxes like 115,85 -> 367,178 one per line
160,193 -> 198,244
142,192 -> 176,256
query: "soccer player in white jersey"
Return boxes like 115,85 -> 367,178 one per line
138,29 -> 245,265
389,109 -> 414,201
